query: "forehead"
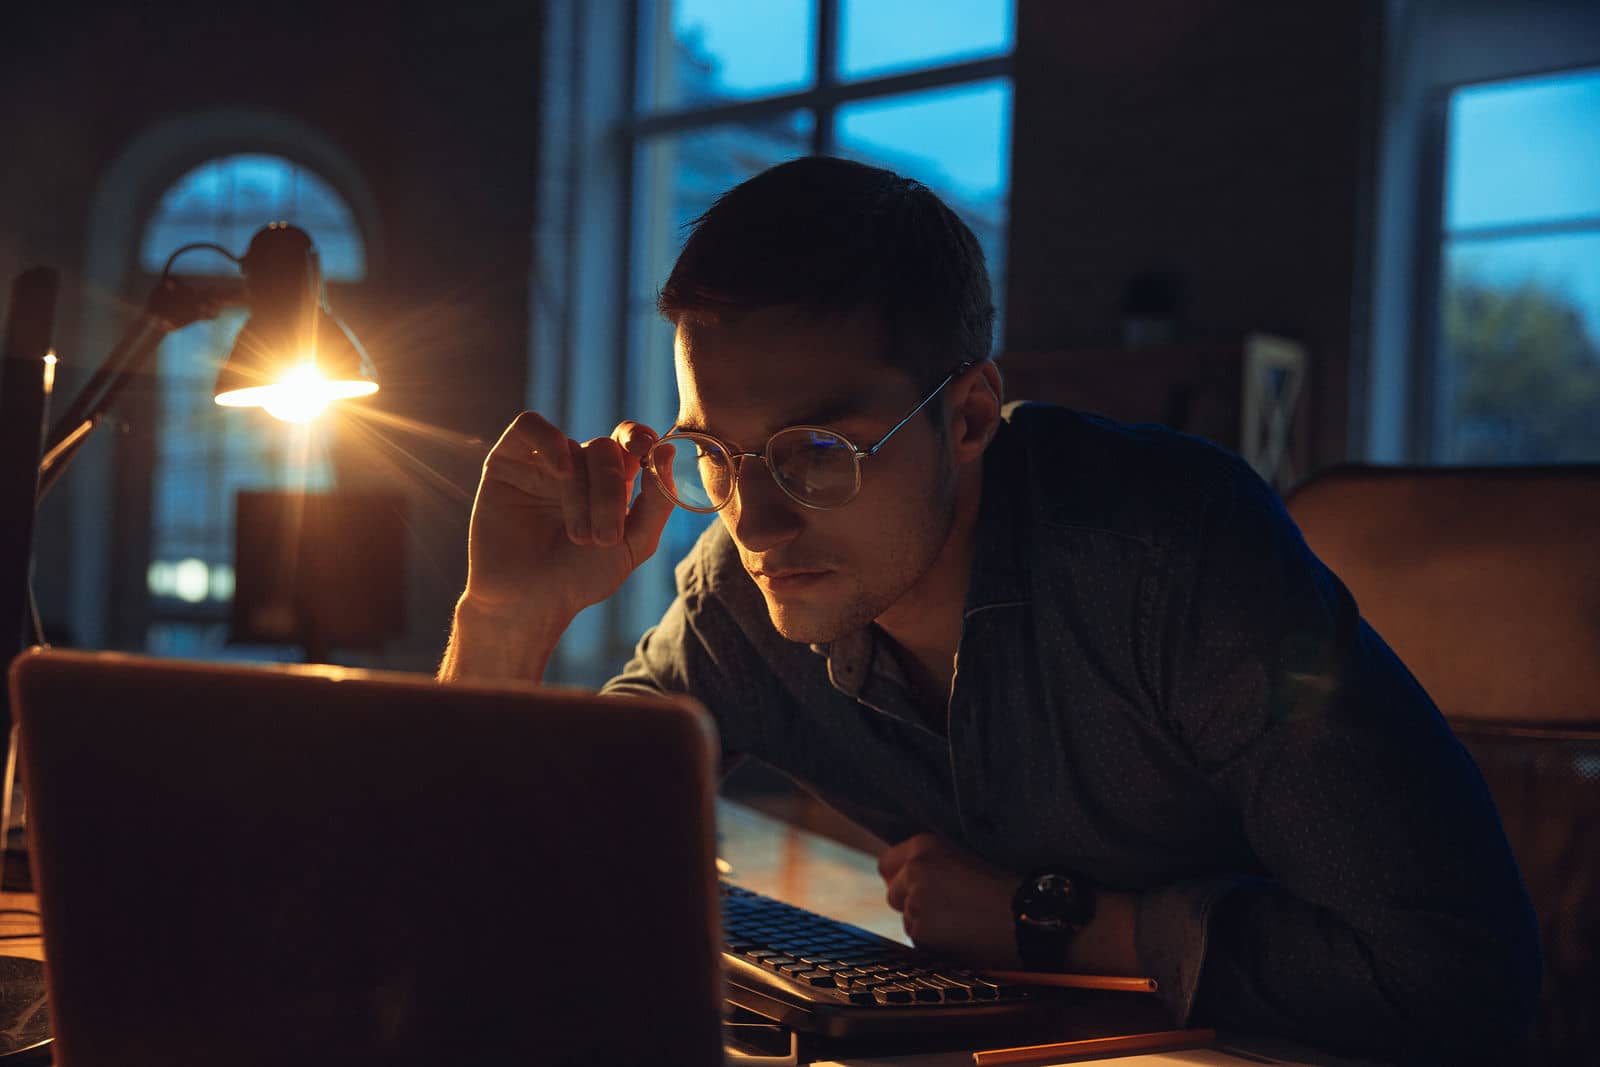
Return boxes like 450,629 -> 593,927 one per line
673,306 -> 910,436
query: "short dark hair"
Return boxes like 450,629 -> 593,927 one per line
657,156 -> 994,393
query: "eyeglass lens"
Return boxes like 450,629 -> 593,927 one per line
649,428 -> 860,512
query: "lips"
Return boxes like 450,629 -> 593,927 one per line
754,568 -> 832,593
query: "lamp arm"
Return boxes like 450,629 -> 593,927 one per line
35,272 -> 240,505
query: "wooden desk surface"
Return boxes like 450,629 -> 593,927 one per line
0,891 -> 42,963
716,798 -> 906,943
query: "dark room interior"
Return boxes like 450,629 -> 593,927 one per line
1,2 -> 1597,1064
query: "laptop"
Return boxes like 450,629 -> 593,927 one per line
8,648 -> 725,1067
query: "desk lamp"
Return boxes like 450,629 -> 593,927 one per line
0,223 -> 378,1061
37,221 -> 378,498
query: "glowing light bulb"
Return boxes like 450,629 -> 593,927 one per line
262,363 -> 332,423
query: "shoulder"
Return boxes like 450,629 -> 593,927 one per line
996,401 -> 1261,547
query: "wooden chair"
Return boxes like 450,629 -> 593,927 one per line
1286,464 -> 1600,1064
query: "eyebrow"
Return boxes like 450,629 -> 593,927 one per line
673,393 -> 873,443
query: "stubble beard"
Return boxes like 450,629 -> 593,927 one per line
761,469 -> 961,646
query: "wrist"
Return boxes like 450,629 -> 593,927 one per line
445,593 -> 572,683
1013,870 -> 1096,971
1063,891 -> 1140,976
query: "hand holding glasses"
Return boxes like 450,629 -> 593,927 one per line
644,361 -> 974,513
452,361 -> 974,641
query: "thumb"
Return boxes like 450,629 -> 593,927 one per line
623,470 -> 675,563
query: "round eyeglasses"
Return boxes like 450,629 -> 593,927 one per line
643,362 -> 974,513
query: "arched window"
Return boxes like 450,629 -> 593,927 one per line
137,153 -> 367,658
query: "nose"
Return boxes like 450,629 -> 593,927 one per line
726,455 -> 803,554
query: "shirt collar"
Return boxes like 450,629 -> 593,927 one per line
964,414 -> 1030,615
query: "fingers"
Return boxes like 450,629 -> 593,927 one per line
479,412 -> 674,550
877,831 -> 935,883
570,424 -> 664,547
584,437 -> 630,546
886,864 -> 911,913
612,420 -> 658,458
881,833 -> 941,919
560,439 -> 591,543
483,410 -> 572,483
624,465 -> 675,562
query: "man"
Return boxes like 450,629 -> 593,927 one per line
440,157 -> 1539,1061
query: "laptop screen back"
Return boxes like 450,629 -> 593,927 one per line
10,650 -> 724,1067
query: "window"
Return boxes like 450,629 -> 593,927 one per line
1432,67 -> 1600,462
137,154 -> 366,659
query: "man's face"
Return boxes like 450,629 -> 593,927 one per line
672,306 -> 960,644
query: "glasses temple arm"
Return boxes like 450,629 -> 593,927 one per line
859,362 -> 974,457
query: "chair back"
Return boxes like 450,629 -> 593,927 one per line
1285,464 -> 1600,723
1286,464 -> 1600,1064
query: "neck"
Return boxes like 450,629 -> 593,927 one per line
873,460 -> 984,703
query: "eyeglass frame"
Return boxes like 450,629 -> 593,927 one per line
645,360 -> 978,513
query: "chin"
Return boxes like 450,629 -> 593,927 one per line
763,600 -> 844,645
761,585 -> 880,646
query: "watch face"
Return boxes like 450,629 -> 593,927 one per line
1017,872 -> 1091,929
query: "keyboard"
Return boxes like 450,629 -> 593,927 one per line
720,882 -> 1056,1039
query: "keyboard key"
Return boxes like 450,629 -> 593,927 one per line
873,985 -> 916,1005
928,976 -> 973,1002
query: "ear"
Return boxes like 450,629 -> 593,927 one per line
945,360 -> 1004,465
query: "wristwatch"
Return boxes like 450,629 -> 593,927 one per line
1012,870 -> 1096,971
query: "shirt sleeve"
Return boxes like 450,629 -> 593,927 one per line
600,584 -> 766,778
1138,458 -> 1540,1063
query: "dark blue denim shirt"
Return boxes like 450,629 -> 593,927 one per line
603,403 -> 1539,1061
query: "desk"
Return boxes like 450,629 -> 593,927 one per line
0,895 -> 40,963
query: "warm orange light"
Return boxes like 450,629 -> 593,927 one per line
215,360 -> 378,423
43,350 -> 57,395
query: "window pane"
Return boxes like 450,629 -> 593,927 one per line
231,154 -> 291,219
1436,232 -> 1600,462
835,80 -> 1011,345
599,115 -> 812,677
1446,67 -> 1600,232
839,0 -> 1012,81
140,154 -> 366,281
638,0 -> 816,112
628,111 -> 815,428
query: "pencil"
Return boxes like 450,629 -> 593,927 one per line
972,1027 -> 1217,1065
981,970 -> 1158,994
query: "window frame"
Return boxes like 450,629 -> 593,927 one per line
1415,61 -> 1600,463
1362,0 -> 1600,466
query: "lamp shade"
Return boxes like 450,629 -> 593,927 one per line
213,222 -> 377,422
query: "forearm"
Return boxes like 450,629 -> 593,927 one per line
437,595 -> 572,684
